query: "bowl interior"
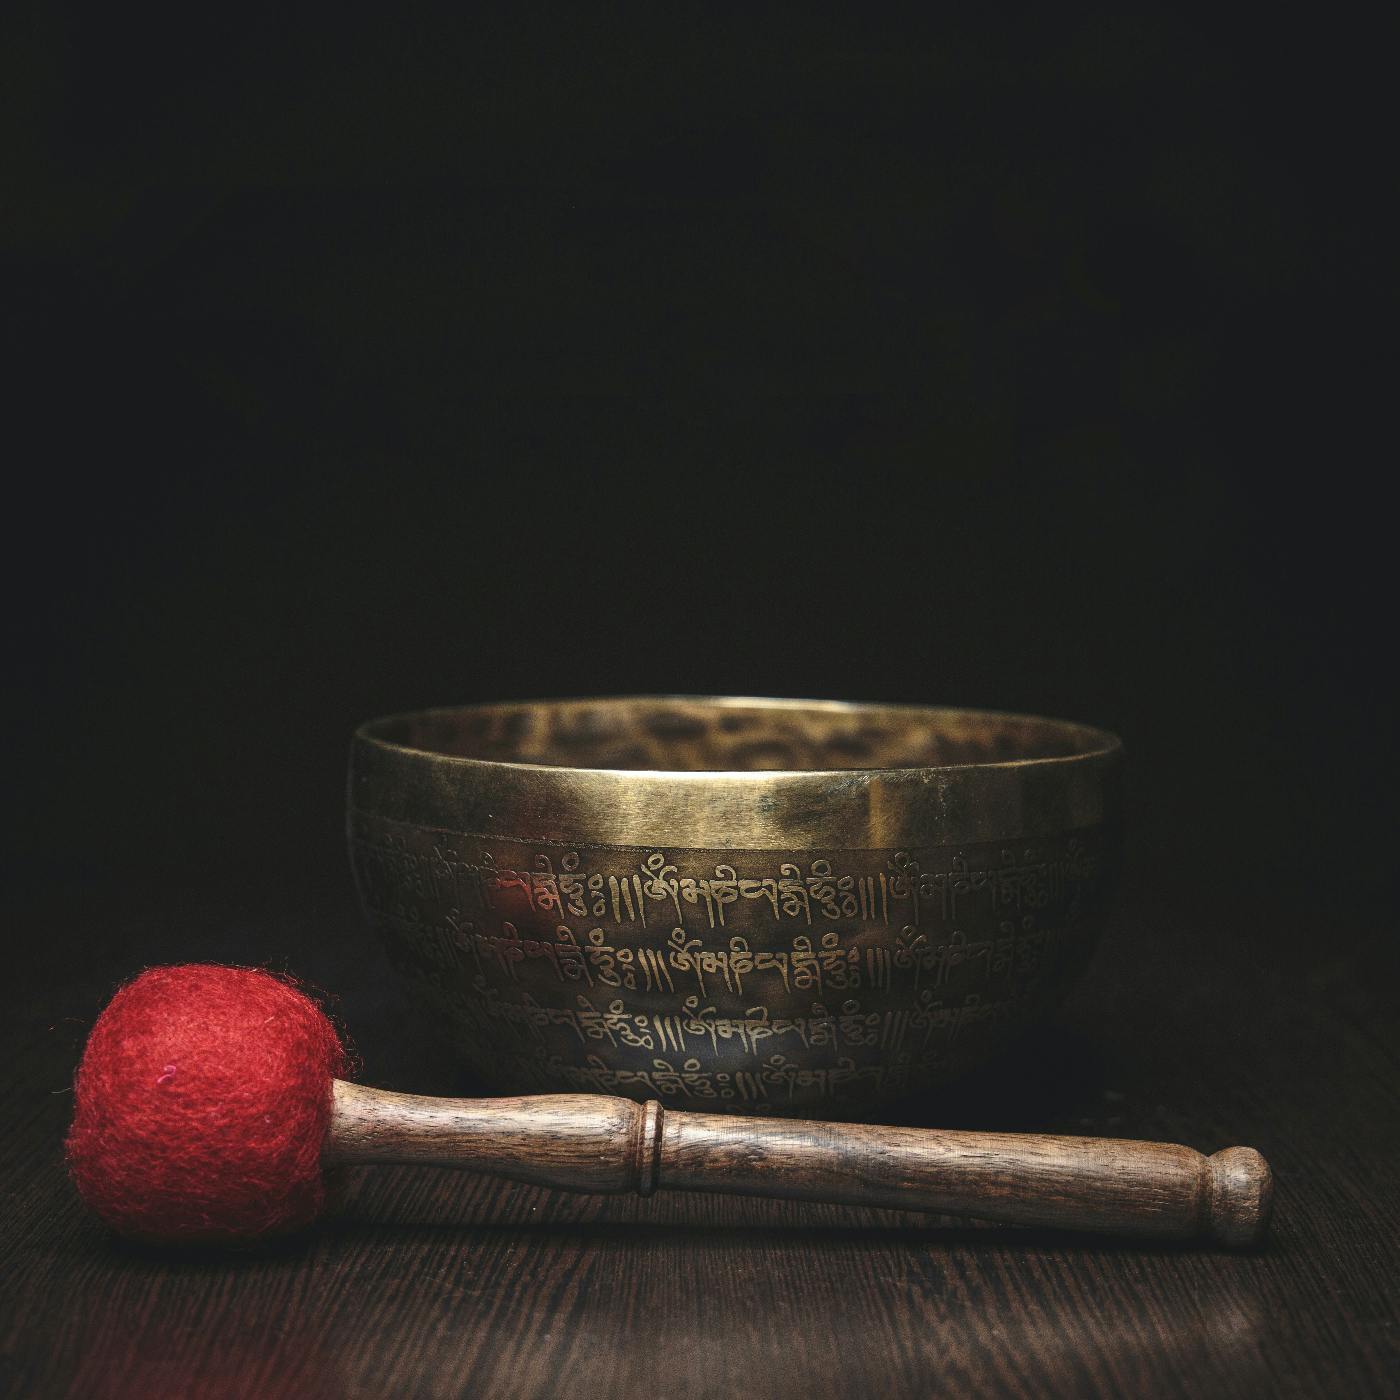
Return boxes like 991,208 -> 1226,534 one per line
364,697 -> 1110,774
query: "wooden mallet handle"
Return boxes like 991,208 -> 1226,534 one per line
327,1084 -> 1273,1245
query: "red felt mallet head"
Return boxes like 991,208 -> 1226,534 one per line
66,964 -> 349,1245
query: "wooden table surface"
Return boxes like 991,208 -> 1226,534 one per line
3,875 -> 1396,1400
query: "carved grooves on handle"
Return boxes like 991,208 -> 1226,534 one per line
327,1085 -> 1272,1244
633,1101 -> 665,1197
642,1111 -> 1274,1245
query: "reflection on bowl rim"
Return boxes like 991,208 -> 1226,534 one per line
355,694 -> 1121,774
348,696 -> 1124,851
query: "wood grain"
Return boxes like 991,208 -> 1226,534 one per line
656,1112 -> 1270,1243
2,882 -> 1396,1400
327,1082 -> 1271,1243
328,1086 -> 647,1193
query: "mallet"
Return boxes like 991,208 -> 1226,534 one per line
66,965 -> 1273,1246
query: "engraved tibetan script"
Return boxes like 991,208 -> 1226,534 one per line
349,812 -> 1112,1113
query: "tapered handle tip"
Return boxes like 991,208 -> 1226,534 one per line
1205,1147 -> 1273,1246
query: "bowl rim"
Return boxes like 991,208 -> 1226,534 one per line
350,697 -> 1123,851
352,694 -> 1123,779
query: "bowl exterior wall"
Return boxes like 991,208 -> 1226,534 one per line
348,703 -> 1122,1117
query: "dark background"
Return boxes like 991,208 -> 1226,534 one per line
7,7 -> 1390,925
3,11 -> 1397,1398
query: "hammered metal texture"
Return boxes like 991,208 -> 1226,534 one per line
348,698 -> 1123,1118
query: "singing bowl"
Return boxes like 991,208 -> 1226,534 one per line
347,697 -> 1123,1117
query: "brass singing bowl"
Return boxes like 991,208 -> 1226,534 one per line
347,697 -> 1123,1117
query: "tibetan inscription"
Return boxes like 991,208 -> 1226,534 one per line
349,812 -> 1114,1114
